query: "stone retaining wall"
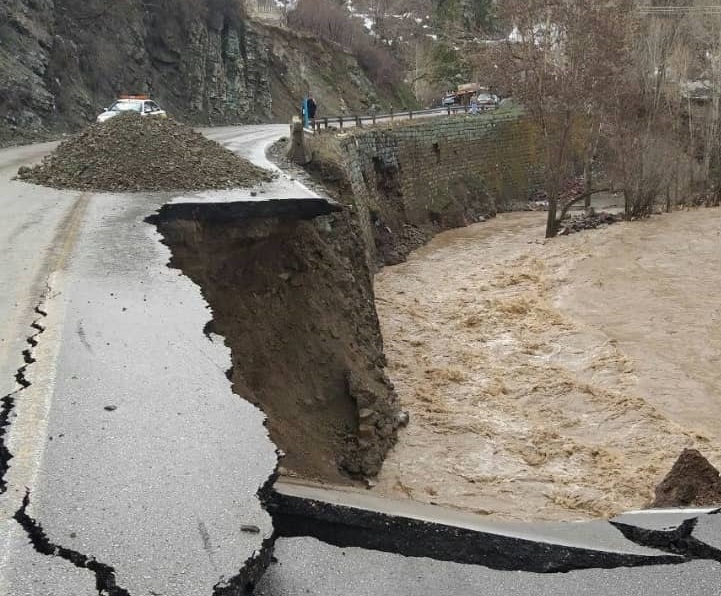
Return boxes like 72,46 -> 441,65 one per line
322,112 -> 544,265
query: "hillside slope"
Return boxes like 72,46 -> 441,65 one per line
0,0 -> 407,145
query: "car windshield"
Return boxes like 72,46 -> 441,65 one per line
108,101 -> 143,113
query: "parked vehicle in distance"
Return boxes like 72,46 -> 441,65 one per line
97,96 -> 168,123
442,93 -> 460,106
476,93 -> 500,110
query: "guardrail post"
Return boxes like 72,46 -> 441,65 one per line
324,117 -> 328,130
339,117 -> 343,130
372,113 -> 376,124
447,106 -> 451,116
287,117 -> 310,165
355,115 -> 361,127
390,107 -> 394,121
409,110 -> 413,119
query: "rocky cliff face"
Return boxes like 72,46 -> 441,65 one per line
0,0 -> 272,144
1,0 -> 405,146
0,0 -> 56,139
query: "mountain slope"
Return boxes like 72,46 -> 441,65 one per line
0,0 -> 410,145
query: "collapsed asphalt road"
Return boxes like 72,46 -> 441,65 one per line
257,481 -> 721,594
0,125 -> 720,595
0,125 -> 299,595
257,538 -> 720,596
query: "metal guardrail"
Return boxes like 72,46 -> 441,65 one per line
302,104 -> 501,135
637,6 -> 721,15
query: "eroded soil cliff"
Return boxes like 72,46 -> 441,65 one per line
155,207 -> 403,481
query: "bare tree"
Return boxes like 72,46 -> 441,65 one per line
484,0 -> 633,237
683,9 -> 721,204
604,5 -> 711,217
287,0 -> 402,87
369,0 -> 392,41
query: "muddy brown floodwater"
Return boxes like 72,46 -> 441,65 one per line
371,209 -> 721,521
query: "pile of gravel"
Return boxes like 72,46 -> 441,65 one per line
17,113 -> 272,192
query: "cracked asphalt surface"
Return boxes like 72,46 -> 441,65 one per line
1,124 -> 720,595
0,126 -> 303,595
0,141 -> 100,595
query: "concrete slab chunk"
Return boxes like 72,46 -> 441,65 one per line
611,508 -> 719,533
270,481 -> 684,571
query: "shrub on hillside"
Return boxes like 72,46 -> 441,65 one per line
287,0 -> 356,46
355,40 -> 401,87
287,0 -> 401,87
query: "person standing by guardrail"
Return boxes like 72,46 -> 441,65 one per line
301,93 -> 317,128
470,95 -> 479,115
307,93 -> 317,123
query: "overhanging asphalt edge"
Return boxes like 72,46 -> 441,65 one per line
267,481 -> 686,573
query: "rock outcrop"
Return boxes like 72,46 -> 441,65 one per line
1,0 -> 409,146
1,0 -> 271,144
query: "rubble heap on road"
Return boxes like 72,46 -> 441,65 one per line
16,113 -> 273,192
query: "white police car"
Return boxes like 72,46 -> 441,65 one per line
97,96 -> 168,123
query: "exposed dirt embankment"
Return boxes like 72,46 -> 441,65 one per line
154,203 -> 402,481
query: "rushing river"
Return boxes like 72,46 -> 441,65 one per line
372,209 -> 721,521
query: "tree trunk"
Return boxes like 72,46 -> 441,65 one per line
584,120 -> 601,210
545,196 -> 558,238
624,189 -> 630,216
584,159 -> 592,210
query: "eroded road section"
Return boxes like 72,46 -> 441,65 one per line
0,128 -> 304,596
2,125 -> 720,595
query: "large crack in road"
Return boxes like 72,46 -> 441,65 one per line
14,490 -> 131,596
612,510 -> 721,563
0,302 -> 47,493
